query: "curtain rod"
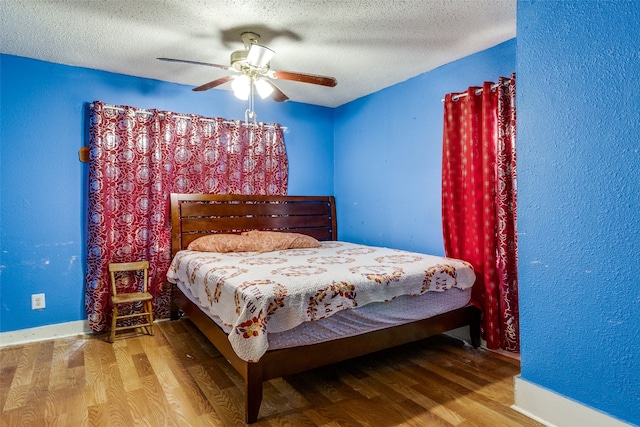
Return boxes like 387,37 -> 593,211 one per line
441,81 -> 510,102
92,103 -> 287,131
80,103 -> 288,162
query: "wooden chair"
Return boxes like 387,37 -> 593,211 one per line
108,261 -> 154,343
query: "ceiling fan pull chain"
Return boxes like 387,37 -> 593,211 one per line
244,108 -> 257,145
245,77 -> 260,130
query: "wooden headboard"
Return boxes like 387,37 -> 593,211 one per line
170,193 -> 337,256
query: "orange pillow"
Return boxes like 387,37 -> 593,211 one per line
187,231 -> 321,253
241,230 -> 321,250
187,234 -> 260,252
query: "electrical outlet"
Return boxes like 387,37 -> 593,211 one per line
32,293 -> 46,310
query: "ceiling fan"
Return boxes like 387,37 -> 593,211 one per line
158,32 -> 337,103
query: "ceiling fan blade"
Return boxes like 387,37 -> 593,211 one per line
157,57 -> 230,71
265,80 -> 289,102
270,70 -> 337,87
193,76 -> 234,92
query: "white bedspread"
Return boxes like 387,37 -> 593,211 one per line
166,241 -> 475,362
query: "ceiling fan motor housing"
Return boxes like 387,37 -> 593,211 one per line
230,50 -> 250,71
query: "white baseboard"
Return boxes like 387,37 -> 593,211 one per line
0,320 -> 92,347
0,318 -> 169,347
513,376 -> 633,427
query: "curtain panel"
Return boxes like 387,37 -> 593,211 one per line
85,101 -> 288,332
442,74 -> 519,351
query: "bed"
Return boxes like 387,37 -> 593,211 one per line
168,193 -> 481,423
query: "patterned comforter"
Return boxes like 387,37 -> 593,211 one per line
166,241 -> 475,362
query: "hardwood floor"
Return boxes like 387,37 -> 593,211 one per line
1,320 -> 541,426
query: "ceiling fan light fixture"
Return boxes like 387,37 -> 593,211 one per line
231,74 -> 251,100
254,78 -> 274,99
246,44 -> 275,68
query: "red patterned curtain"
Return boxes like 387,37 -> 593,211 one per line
85,101 -> 288,332
442,74 -> 518,351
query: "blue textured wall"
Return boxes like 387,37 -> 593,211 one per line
0,40 -> 515,332
333,40 -> 515,254
517,1 -> 640,425
0,54 -> 334,333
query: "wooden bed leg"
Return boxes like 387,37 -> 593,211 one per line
245,363 -> 263,424
470,306 -> 482,348
170,284 -> 180,321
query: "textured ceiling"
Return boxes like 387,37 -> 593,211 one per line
0,0 -> 516,108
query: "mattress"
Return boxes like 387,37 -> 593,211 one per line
176,280 -> 472,351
